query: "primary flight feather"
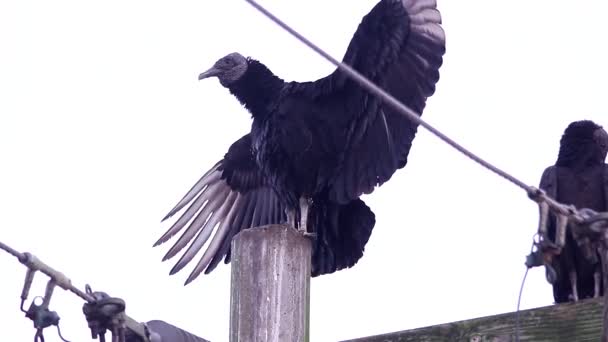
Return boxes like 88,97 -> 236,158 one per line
156,0 -> 446,284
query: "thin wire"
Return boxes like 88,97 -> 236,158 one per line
243,0 -> 533,193
515,237 -> 538,341
515,267 -> 531,342
56,325 -> 71,342
0,240 -> 24,259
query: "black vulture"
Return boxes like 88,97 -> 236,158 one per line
539,120 -> 608,303
156,0 -> 446,284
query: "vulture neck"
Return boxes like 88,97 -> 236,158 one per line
228,59 -> 284,119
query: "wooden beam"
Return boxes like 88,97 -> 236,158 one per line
341,297 -> 604,342
601,246 -> 608,342
229,224 -> 311,342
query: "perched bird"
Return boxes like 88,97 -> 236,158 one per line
156,0 -> 446,284
539,120 -> 608,303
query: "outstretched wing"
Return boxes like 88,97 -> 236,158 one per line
156,133 -> 286,284
292,0 -> 446,203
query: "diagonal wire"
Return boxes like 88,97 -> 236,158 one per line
0,240 -> 24,259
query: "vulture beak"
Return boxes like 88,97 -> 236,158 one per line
198,67 -> 221,80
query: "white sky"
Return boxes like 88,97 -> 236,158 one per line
1,1 -> 607,341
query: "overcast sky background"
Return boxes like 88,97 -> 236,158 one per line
1,1 -> 607,341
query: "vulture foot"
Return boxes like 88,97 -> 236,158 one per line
594,270 -> 601,298
298,197 -> 316,239
285,200 -> 316,239
569,271 -> 579,302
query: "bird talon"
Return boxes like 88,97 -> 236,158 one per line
301,232 -> 316,239
294,224 -> 315,239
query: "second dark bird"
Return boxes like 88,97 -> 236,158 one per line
156,0 -> 446,284
539,120 -> 608,303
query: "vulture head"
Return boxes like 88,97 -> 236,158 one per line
198,52 -> 248,86
595,125 -> 608,162
556,120 -> 608,167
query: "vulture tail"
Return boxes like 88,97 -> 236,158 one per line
310,197 -> 376,277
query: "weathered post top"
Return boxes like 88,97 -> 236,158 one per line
229,224 -> 311,342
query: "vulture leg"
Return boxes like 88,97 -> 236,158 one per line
286,209 -> 296,229
569,271 -> 579,302
299,197 -> 315,238
594,270 -> 601,298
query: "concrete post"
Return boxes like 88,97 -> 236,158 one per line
229,224 -> 311,342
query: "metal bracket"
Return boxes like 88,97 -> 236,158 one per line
19,274 -> 70,342
82,285 -> 128,342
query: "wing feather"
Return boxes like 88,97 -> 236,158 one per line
187,193 -> 244,283
157,133 -> 286,284
161,183 -> 226,260
218,189 -> 260,266
161,162 -> 221,222
291,0 -> 446,203
169,190 -> 238,275
154,181 -> 219,247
